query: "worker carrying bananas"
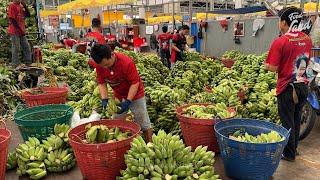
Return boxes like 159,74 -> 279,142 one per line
90,44 -> 153,142
7,0 -> 32,67
265,7 -> 311,162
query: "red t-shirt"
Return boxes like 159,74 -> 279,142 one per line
85,32 -> 106,45
64,39 -> 77,48
96,53 -> 144,100
106,34 -> 116,41
7,2 -> 26,35
265,31 -> 312,95
133,37 -> 144,48
158,33 -> 172,50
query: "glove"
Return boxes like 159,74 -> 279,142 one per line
118,99 -> 132,114
101,99 -> 108,108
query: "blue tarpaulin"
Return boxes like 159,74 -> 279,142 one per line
210,6 -> 268,14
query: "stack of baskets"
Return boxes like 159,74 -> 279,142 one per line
15,86 -> 73,141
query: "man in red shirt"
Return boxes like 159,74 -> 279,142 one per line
85,18 -> 107,69
171,25 -> 189,65
91,44 -> 153,142
84,18 -> 106,45
7,0 -> 31,67
158,26 -> 172,68
265,7 -> 311,161
60,38 -> 77,49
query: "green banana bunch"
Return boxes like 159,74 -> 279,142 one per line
54,124 -> 71,143
25,161 -> 47,180
15,137 -> 47,179
153,103 -> 181,135
145,85 -> 187,108
42,135 -> 64,152
85,124 -> 130,144
182,103 -> 233,119
229,130 -> 284,143
119,130 -> 219,179
222,50 -> 242,60
15,137 -> 45,162
44,148 -> 75,173
6,151 -> 17,170
107,98 -> 121,116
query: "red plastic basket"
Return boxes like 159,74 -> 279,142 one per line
0,121 -> 11,180
22,87 -> 68,107
68,120 -> 141,180
176,103 -> 236,153
221,58 -> 235,68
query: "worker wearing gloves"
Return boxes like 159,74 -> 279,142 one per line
91,44 -> 153,142
7,0 -> 32,67
265,7 -> 312,162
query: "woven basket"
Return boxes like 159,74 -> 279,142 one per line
14,104 -> 73,141
215,118 -> 290,179
68,120 -> 141,180
22,87 -> 68,107
221,58 -> 235,68
0,121 -> 11,180
176,103 -> 236,152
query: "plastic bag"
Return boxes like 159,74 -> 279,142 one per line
71,110 -> 101,128
310,16 -> 320,47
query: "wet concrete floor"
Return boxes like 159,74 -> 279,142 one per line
4,119 -> 320,180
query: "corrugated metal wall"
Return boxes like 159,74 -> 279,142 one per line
202,17 -> 279,57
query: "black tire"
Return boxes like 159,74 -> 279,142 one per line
299,103 -> 317,140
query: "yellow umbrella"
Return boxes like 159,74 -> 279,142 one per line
40,10 -> 59,17
304,2 -> 319,12
58,1 -> 77,13
70,0 -> 136,10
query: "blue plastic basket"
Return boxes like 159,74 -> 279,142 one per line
214,118 -> 290,180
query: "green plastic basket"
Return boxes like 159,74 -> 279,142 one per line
14,104 -> 73,141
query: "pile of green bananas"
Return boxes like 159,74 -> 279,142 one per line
229,130 -> 284,143
6,152 -> 17,170
0,66 -> 21,116
67,85 -> 118,118
244,89 -> 279,123
211,79 -> 241,107
84,124 -> 131,144
44,49 -> 88,70
183,51 -> 204,62
222,50 -> 242,60
43,48 -> 92,102
153,104 -> 181,135
119,130 -> 219,179
43,124 -> 75,173
210,67 -> 239,86
145,85 -> 187,109
15,137 -> 47,179
189,92 -> 216,104
182,103 -> 234,119
8,124 -> 75,179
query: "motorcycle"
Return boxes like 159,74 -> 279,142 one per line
299,57 -> 320,140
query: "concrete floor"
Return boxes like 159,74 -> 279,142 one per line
4,119 -> 320,180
